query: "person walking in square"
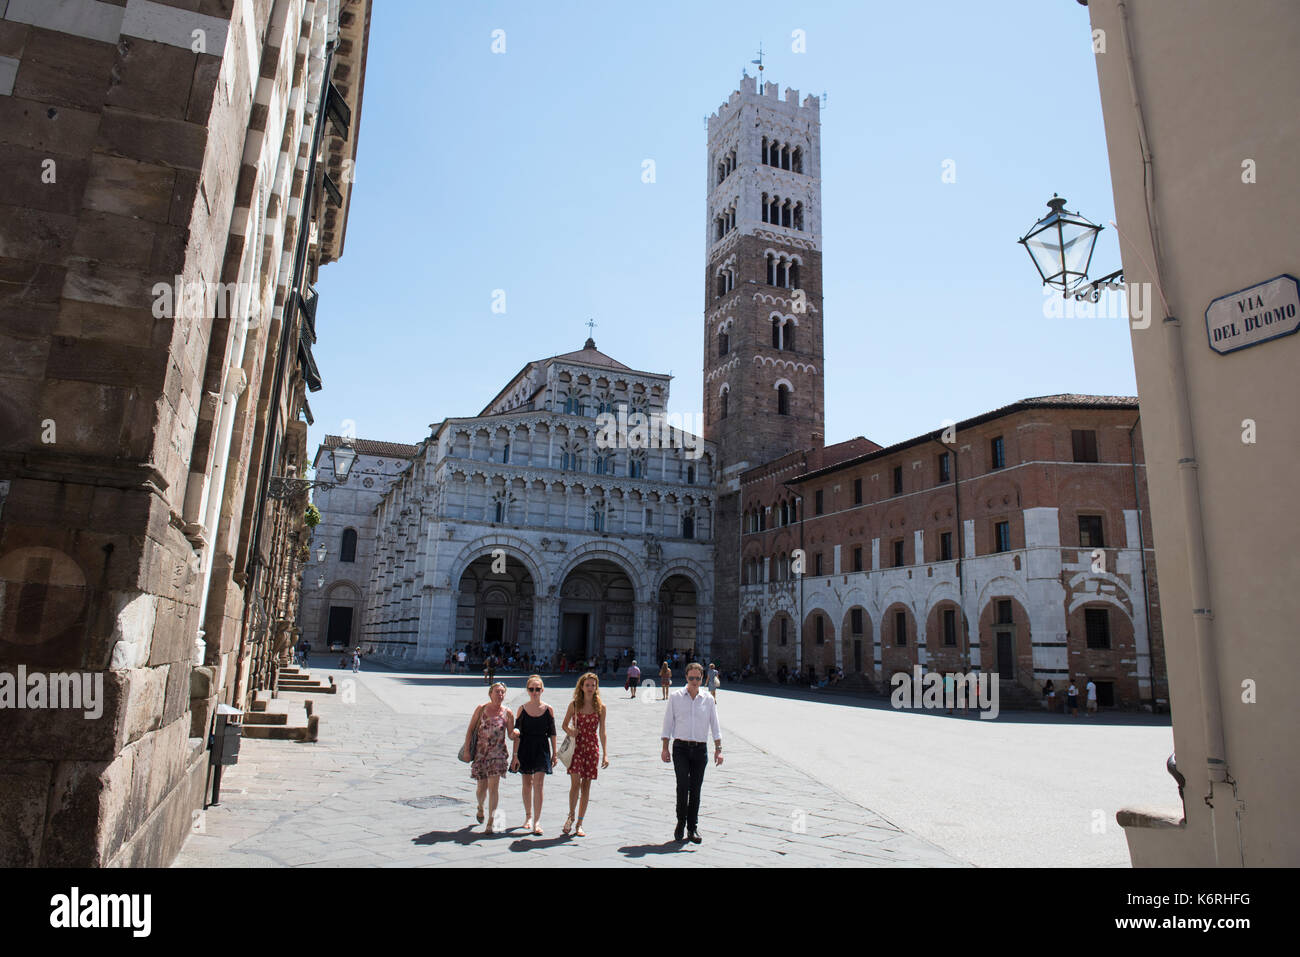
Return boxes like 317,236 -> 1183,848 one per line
510,674 -> 557,835
659,660 -> 672,700
626,659 -> 641,698
351,648 -> 361,673
706,662 -> 721,701
1085,677 -> 1098,716
561,672 -> 608,837
463,682 -> 515,833
661,662 -> 722,844
1067,680 -> 1080,717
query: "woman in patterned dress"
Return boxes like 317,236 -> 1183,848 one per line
464,681 -> 515,833
561,672 -> 608,837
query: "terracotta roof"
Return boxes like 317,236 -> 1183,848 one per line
786,395 -> 1139,484
321,435 -> 419,458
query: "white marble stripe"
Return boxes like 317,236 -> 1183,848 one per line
4,0 -> 124,43
121,0 -> 230,52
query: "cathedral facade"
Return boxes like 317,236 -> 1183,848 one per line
357,341 -> 715,665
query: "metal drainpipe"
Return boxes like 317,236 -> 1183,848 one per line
944,436 -> 968,673
1115,0 -> 1228,799
1128,416 -> 1157,714
797,469 -> 805,680
235,40 -> 337,710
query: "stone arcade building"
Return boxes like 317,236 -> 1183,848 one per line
356,339 -> 716,666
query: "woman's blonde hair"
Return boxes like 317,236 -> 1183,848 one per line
526,674 -> 544,689
571,672 -> 603,713
488,681 -> 507,695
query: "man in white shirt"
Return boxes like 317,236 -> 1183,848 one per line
456,649 -> 466,674
1085,678 -> 1098,715
661,661 -> 723,843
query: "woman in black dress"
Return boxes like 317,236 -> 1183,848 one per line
509,674 -> 557,835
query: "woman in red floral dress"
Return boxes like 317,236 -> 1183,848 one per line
561,672 -> 608,837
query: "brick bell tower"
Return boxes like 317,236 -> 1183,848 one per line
704,75 -> 826,667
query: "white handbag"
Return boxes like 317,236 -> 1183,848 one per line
557,709 -> 577,768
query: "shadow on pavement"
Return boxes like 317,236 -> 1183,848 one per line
412,825 -> 516,846
507,834 -> 572,851
619,840 -> 690,858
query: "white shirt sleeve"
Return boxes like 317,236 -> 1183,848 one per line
707,693 -> 721,743
661,692 -> 675,741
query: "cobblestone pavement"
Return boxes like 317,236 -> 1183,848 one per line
174,665 -> 965,868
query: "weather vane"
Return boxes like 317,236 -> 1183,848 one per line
586,318 -> 597,338
751,42 -> 765,80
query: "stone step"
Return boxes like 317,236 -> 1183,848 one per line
242,712 -> 288,725
241,715 -> 318,742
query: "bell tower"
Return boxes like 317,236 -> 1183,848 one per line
704,75 -> 826,666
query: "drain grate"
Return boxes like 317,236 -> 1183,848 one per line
398,794 -> 468,809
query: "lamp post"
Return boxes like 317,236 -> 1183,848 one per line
267,438 -> 358,499
317,543 -> 327,563
1017,194 -> 1123,301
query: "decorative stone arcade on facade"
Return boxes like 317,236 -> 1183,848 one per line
359,340 -> 715,666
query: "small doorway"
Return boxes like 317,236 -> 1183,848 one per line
483,617 -> 504,654
327,606 -> 353,648
995,630 -> 1014,679
853,639 -> 862,673
561,613 -> 588,661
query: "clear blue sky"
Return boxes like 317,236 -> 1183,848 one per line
308,0 -> 1132,458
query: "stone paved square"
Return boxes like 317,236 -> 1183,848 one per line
173,663 -> 1174,868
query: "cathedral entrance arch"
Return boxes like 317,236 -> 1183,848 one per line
657,574 -> 698,663
558,559 -> 635,665
456,554 -> 535,658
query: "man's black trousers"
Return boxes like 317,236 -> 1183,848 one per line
672,740 -> 708,830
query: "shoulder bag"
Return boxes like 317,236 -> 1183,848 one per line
556,707 -> 577,768
459,705 -> 483,763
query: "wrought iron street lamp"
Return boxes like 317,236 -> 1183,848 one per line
1018,194 -> 1123,300
266,438 -> 358,500
317,543 -> 327,563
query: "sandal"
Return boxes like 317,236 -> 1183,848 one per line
485,820 -> 494,834
533,824 -> 543,836
476,805 -> 485,824
523,818 -> 533,832
562,814 -> 574,834
574,817 -> 586,837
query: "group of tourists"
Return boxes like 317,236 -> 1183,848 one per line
461,662 -> 723,843
1042,677 -> 1100,715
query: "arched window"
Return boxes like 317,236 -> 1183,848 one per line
790,261 -> 801,289
686,465 -> 695,485
793,147 -> 803,173
777,384 -> 790,416
772,317 -> 781,348
781,501 -> 789,525
794,202 -> 804,231
782,322 -> 795,351
682,511 -> 695,539
720,388 -> 728,419
761,192 -> 769,223
766,253 -> 777,286
718,330 -> 729,356
494,501 -> 504,523
340,528 -> 357,563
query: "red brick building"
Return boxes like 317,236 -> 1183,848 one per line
735,396 -> 1166,710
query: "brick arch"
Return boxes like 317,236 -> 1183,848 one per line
767,610 -> 796,672
880,601 -> 918,678
1065,599 -> 1138,706
802,607 -> 837,676
923,598 -> 967,672
840,605 -> 872,674
976,595 -> 1032,684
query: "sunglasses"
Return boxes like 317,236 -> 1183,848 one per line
527,686 -> 542,692
686,675 -> 703,681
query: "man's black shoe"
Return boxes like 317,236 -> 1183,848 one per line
674,822 -> 685,842
688,830 -> 702,844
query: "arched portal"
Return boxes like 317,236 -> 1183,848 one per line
558,559 -> 635,663
657,574 -> 698,662
321,581 -> 361,648
457,554 -> 535,657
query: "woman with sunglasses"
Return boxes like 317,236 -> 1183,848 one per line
509,674 -> 557,835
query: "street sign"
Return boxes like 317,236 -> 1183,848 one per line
1204,274 -> 1299,355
